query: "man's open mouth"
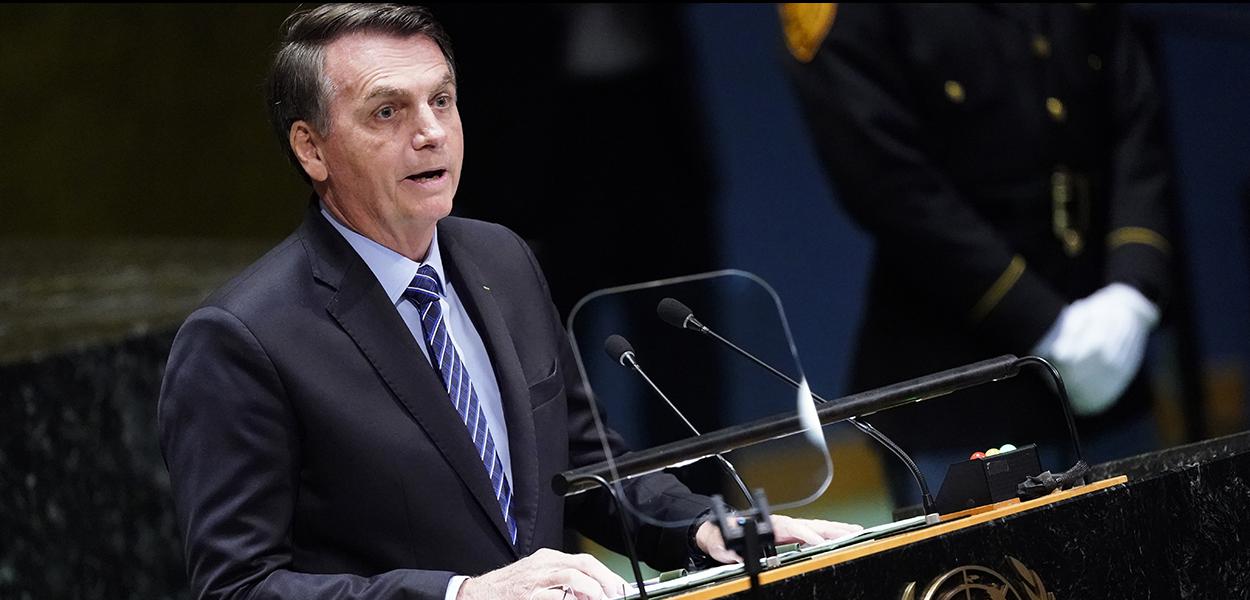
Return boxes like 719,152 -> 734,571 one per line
406,169 -> 446,182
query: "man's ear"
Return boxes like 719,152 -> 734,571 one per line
290,120 -> 328,183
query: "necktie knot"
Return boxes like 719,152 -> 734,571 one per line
405,264 -> 444,307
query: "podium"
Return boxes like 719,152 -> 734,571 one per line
668,430 -> 1250,599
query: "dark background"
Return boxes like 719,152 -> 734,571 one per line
1,4 -> 1248,597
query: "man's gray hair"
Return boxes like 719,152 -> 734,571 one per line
265,4 -> 456,182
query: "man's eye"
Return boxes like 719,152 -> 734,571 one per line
377,106 -> 396,119
433,95 -> 453,109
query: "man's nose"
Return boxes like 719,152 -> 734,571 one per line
411,106 -> 446,150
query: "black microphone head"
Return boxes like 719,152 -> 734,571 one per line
657,298 -> 695,330
604,334 -> 635,366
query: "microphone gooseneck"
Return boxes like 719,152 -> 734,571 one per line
565,473 -> 649,600
1012,355 -> 1088,489
657,298 -> 939,521
604,334 -> 755,506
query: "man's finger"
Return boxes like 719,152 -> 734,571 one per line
708,545 -> 744,565
527,585 -> 572,600
772,516 -> 824,546
568,553 -> 628,595
804,519 -> 863,540
556,568 -> 611,600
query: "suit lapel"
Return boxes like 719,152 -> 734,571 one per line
302,205 -> 519,555
440,224 -> 540,557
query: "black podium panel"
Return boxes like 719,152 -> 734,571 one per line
714,431 -> 1250,599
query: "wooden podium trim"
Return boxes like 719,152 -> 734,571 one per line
671,476 -> 1129,599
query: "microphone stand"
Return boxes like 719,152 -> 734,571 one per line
564,474 -> 649,600
1013,356 -> 1090,494
711,491 -> 773,600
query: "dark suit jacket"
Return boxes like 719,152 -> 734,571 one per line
158,203 -> 710,599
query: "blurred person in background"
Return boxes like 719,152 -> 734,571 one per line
784,4 -> 1175,504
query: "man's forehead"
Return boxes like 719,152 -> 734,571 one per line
323,32 -> 452,93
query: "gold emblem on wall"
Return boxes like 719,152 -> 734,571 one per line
900,556 -> 1055,600
779,3 -> 837,63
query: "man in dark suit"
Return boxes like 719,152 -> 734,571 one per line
159,5 -> 858,599
783,4 -> 1175,500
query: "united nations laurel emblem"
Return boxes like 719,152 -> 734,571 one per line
901,556 -> 1055,600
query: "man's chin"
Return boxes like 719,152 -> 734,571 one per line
397,195 -> 454,225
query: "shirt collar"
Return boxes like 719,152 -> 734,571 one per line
320,203 -> 445,305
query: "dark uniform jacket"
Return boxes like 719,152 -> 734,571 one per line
785,4 -> 1174,452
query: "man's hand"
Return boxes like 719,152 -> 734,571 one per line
458,548 -> 628,600
694,515 -> 863,564
1032,283 -> 1160,416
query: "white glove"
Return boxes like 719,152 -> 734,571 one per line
1031,283 -> 1160,417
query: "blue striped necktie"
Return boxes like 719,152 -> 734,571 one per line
404,264 -> 517,545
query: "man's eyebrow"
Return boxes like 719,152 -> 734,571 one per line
363,86 -> 410,103
361,73 -> 456,103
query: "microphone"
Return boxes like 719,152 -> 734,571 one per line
657,298 -> 940,522
605,334 -> 639,368
603,334 -> 755,506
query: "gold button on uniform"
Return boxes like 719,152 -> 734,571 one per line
1088,54 -> 1103,71
1046,97 -> 1066,122
945,80 -> 966,103
1032,35 -> 1051,59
